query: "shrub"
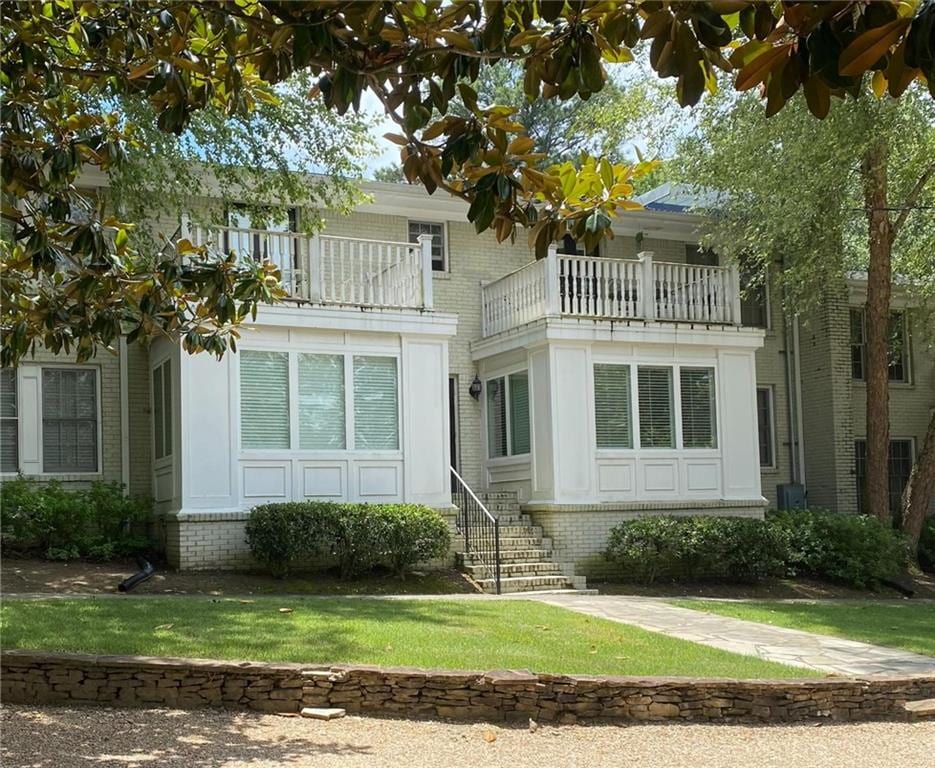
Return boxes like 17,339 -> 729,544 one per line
0,476 -> 151,560
604,515 -> 785,583
246,501 -> 450,579
768,509 -> 907,588
919,517 -> 935,573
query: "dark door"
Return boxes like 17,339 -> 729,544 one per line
448,376 -> 459,488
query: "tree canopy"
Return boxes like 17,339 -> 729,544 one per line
3,0 -> 934,364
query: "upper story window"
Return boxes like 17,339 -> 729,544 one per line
225,206 -> 297,266
41,368 -> 99,473
685,244 -> 718,267
756,387 -> 775,469
0,369 -> 17,473
408,221 -> 446,271
850,309 -> 910,383
486,371 -> 530,459
558,234 -> 599,258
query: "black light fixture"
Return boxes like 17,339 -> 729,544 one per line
469,375 -> 482,400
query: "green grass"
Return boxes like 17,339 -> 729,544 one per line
671,600 -> 935,658
0,596 -> 817,678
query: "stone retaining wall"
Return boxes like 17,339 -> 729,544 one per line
3,650 -> 932,724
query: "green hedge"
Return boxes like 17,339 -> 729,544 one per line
604,509 -> 907,588
245,502 -> 451,579
0,476 -> 152,560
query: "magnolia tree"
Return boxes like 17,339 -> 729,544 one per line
3,0 -> 934,369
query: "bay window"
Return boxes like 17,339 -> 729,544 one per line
638,366 -> 675,449
679,367 -> 717,449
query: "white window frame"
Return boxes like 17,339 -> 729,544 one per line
1,364 -> 104,477
483,366 -> 531,461
756,385 -> 777,471
237,347 -> 402,457
408,219 -> 448,273
151,357 -> 173,462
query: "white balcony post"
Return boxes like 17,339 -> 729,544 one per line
637,250 -> 655,322
180,213 -> 191,241
544,243 -> 560,316
308,233 -> 322,303
729,262 -> 743,325
418,233 -> 434,309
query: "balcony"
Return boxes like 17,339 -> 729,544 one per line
481,248 -> 743,337
186,221 -> 435,310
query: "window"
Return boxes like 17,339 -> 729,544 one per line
850,309 -> 910,382
855,439 -> 914,519
740,264 -> 768,328
41,368 -> 98,473
225,206 -> 297,270
558,233 -> 599,258
152,360 -> 172,460
353,356 -> 399,450
685,244 -> 718,266
680,367 -> 717,449
756,387 -> 775,468
486,372 -> 530,458
594,364 -> 632,449
298,353 -> 345,449
637,366 -> 674,449
408,221 -> 446,271
240,351 -> 290,450
1,368 -> 17,473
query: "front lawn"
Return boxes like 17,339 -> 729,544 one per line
0,596 -> 816,678
671,600 -> 935,658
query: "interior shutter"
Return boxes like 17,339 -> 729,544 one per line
353,356 -> 398,450
637,366 -> 674,449
508,371 -> 530,455
240,351 -> 290,450
486,377 -> 507,458
0,368 -> 17,472
594,364 -> 632,449
298,353 -> 346,449
680,367 -> 717,448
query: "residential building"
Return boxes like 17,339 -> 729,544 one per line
2,177 -> 931,590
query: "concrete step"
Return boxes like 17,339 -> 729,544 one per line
498,536 -> 547,549
476,491 -> 520,501
465,562 -> 564,579
494,524 -> 542,538
475,575 -> 576,594
460,548 -> 554,564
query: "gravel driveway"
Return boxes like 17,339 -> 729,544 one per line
2,705 -> 932,768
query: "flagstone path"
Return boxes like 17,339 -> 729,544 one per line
530,594 -> 935,677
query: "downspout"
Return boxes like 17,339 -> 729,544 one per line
119,337 -> 130,494
792,316 -> 807,492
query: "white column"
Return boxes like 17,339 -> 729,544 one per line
308,234 -> 322,303
544,243 -> 560,316
418,233 -> 434,309
179,213 -> 191,241
729,262 -> 743,325
637,250 -> 655,322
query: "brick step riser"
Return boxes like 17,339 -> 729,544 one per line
476,576 -> 575,594
466,564 -> 564,578
458,550 -> 554,565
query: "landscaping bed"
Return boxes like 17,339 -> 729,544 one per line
0,596 -> 812,679
670,600 -> 935,658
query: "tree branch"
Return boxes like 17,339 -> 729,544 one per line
893,163 -> 935,237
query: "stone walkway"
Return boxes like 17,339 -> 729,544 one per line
531,594 -> 935,677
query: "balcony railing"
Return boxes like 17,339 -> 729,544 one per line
185,219 -> 434,310
481,248 -> 743,337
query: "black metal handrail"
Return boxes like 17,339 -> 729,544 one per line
451,466 -> 501,595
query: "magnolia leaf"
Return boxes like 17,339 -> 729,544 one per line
735,44 -> 792,91
838,18 -> 910,77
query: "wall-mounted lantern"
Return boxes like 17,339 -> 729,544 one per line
469,375 -> 483,400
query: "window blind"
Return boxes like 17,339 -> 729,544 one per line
486,376 -> 507,458
240,351 -> 290,450
41,368 -> 98,472
298,353 -> 346,449
0,368 -> 17,473
353,356 -> 398,450
594,364 -> 632,449
637,366 -> 674,449
508,371 -> 530,455
680,367 -> 717,449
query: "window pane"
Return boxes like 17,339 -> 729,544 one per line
638,367 -> 674,449
0,368 -> 17,473
508,371 -> 530,455
299,353 -> 346,449
756,388 -> 773,467
408,221 -> 445,271
152,366 -> 164,460
240,351 -> 290,450
162,362 -> 172,457
486,377 -> 507,459
887,312 -> 908,382
41,368 -> 97,473
680,368 -> 717,449
353,356 -> 398,450
850,309 -> 864,380
594,364 -> 632,449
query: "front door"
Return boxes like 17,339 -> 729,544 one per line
448,376 -> 459,488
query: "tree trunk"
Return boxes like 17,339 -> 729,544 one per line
861,140 -> 893,525
902,412 -> 935,554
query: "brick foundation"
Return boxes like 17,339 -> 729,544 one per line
3,651 -> 932,724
